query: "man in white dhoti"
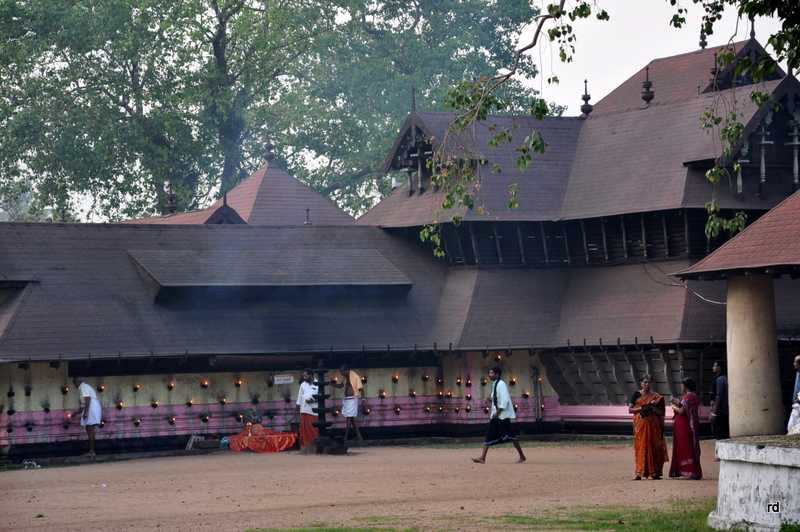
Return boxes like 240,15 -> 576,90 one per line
331,364 -> 363,442
472,366 -> 526,464
72,377 -> 102,458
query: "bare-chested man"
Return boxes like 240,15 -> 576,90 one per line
331,364 -> 363,442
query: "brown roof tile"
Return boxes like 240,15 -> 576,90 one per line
362,41 -> 793,226
129,165 -> 353,226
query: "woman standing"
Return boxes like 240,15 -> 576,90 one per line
628,375 -> 667,480
669,377 -> 703,479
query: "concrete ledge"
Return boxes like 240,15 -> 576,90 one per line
709,437 -> 800,531
716,438 -> 800,468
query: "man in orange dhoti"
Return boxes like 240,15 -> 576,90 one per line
296,369 -> 319,450
628,374 -> 667,480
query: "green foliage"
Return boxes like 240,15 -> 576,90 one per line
705,200 -> 747,240
0,0 -> 540,219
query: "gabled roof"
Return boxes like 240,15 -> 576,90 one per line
560,76 -> 789,220
359,113 -> 583,227
590,40 -> 778,115
359,39 -> 795,227
130,165 -> 353,226
677,189 -> 800,279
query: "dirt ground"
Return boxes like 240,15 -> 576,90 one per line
0,440 -> 719,532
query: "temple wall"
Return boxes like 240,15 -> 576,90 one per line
1,352 -> 558,447
6,345 -> 760,448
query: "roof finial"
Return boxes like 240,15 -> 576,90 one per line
411,85 -> 416,113
699,29 -> 707,50
264,142 -> 275,163
580,79 -> 593,117
223,192 -> 228,207
304,208 -> 312,226
641,66 -> 654,106
749,14 -> 755,39
163,180 -> 177,214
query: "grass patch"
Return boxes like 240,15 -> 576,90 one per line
246,528 -> 416,532
497,499 -> 715,531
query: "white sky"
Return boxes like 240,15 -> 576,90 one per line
523,1 -> 785,114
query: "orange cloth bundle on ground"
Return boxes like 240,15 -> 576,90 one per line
228,423 -> 297,453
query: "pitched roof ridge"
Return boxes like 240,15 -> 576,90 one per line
649,39 -> 750,64
255,163 -> 354,223
590,76 -> 783,118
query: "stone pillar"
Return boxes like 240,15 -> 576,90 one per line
726,274 -> 784,437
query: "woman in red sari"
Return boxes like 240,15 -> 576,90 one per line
669,377 -> 703,479
628,375 -> 667,480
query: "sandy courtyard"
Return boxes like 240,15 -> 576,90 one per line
0,441 -> 719,532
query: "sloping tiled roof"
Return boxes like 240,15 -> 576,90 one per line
129,248 -> 411,288
559,77 -> 784,220
0,223 -> 454,360
131,165 -> 353,226
3,223 -> 800,362
359,40 -> 794,227
358,114 -> 583,227
678,190 -> 800,278
592,41 -> 749,115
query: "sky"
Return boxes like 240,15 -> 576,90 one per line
523,1 -> 785,115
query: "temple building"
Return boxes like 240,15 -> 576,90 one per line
2,38 -> 800,455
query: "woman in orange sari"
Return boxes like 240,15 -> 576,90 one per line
628,375 -> 667,480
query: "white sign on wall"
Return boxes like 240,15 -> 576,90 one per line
273,374 -> 294,385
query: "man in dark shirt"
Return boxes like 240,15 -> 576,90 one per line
710,360 -> 729,440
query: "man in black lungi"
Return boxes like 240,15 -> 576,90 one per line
472,366 -> 526,464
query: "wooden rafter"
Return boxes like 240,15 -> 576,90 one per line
540,222 -> 550,263
515,223 -> 527,264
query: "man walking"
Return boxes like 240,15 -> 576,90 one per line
72,377 -> 102,458
472,366 -> 526,464
710,360 -> 729,440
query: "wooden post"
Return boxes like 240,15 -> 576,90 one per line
492,223 -> 503,264
469,223 -> 479,264
516,223 -> 527,265
441,226 -> 452,263
641,348 -> 653,378
600,218 -> 609,262
660,350 -> 676,398
661,214 -> 670,258
580,220 -> 589,263
562,224 -> 571,264
640,214 -> 648,258
453,224 -> 466,263
620,216 -> 628,259
540,222 -> 550,264
683,210 -> 691,256
698,349 -> 705,403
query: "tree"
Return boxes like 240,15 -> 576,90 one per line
268,0 -> 541,214
0,0 -> 542,219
